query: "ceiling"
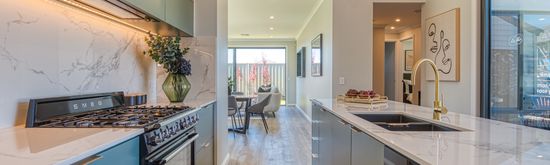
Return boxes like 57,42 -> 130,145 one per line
373,3 -> 423,34
229,0 -> 321,39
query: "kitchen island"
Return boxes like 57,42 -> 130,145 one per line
311,98 -> 550,165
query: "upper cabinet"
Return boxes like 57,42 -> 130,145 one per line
123,0 -> 166,20
120,0 -> 194,36
165,0 -> 194,36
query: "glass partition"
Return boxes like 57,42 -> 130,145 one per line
485,0 -> 550,129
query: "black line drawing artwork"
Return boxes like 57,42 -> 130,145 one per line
428,23 -> 453,74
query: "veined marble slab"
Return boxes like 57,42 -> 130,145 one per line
0,127 -> 143,165
312,98 -> 550,165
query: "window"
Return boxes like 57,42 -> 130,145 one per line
227,48 -> 286,104
483,0 -> 550,130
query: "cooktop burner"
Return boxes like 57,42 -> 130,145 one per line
36,105 -> 191,128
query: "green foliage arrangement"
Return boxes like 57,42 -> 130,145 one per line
144,34 -> 192,76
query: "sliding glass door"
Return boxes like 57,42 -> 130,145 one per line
483,0 -> 550,129
227,48 -> 286,104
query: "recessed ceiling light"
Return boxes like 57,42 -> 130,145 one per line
390,26 -> 395,30
539,18 -> 546,21
395,18 -> 401,22
537,155 -> 544,158
269,35 -> 273,38
269,27 -> 275,31
269,16 -> 275,20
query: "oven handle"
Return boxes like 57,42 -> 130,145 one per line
160,133 -> 199,163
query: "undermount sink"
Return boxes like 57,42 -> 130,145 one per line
353,114 -> 462,132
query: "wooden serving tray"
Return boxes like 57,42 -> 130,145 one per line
338,95 -> 388,104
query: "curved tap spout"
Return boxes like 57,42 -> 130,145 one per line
410,59 -> 447,120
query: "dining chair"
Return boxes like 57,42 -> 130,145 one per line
246,94 -> 271,133
228,96 -> 240,136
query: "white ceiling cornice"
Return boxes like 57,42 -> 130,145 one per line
295,0 -> 325,39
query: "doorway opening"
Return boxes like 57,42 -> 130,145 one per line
373,2 -> 423,105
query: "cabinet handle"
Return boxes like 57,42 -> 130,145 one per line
338,120 -> 347,126
351,126 -> 363,133
312,137 -> 319,141
78,155 -> 103,165
203,142 -> 211,148
312,120 -> 320,124
312,153 -> 319,159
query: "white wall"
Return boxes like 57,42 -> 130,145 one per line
332,0 -> 374,96
420,0 -> 480,115
373,27 -> 386,95
216,0 -> 229,164
228,39 -> 298,105
296,0 -> 333,117
0,1 -> 156,128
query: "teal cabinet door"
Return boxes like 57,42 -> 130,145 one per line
123,0 -> 166,20
196,103 -> 215,165
165,0 -> 194,35
90,136 -> 140,165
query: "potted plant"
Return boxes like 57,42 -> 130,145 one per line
228,77 -> 235,95
144,34 -> 192,102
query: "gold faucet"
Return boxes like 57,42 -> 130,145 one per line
410,59 -> 448,120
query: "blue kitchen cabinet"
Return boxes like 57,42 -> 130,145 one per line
87,136 -> 140,165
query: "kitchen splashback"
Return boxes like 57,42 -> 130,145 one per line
0,0 -> 156,128
0,1 -> 216,128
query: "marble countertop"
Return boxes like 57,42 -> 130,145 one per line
312,98 -> 550,165
0,127 -> 143,164
0,98 -> 216,164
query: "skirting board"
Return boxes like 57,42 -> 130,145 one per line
294,105 -> 312,122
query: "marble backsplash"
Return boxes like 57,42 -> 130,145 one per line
155,37 -> 217,103
0,1 -> 156,128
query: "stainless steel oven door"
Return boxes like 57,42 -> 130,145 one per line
146,132 -> 199,165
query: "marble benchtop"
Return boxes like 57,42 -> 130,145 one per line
0,127 -> 143,165
0,98 -> 216,165
312,98 -> 550,165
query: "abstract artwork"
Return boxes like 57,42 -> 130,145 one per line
425,8 -> 460,81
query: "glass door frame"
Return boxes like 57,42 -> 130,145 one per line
481,0 -> 550,118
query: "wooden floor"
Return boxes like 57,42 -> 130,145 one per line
227,106 -> 311,165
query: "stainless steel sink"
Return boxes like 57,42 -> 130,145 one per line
353,114 -> 461,132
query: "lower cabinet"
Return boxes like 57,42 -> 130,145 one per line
329,112 -> 351,165
196,102 -> 215,165
351,126 -> 384,165
311,104 -> 321,165
311,102 -> 388,165
313,103 -> 352,165
84,136 -> 140,165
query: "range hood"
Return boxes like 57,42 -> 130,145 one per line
58,0 -> 192,37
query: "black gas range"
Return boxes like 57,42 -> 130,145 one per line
25,92 -> 200,165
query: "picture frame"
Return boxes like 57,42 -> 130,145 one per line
297,47 -> 306,77
311,34 -> 323,77
425,8 -> 461,81
404,50 -> 414,71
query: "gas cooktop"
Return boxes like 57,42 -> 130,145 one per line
36,105 -> 190,128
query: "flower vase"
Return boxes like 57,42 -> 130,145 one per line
162,73 -> 191,102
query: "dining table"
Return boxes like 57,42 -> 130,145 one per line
228,94 -> 257,134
